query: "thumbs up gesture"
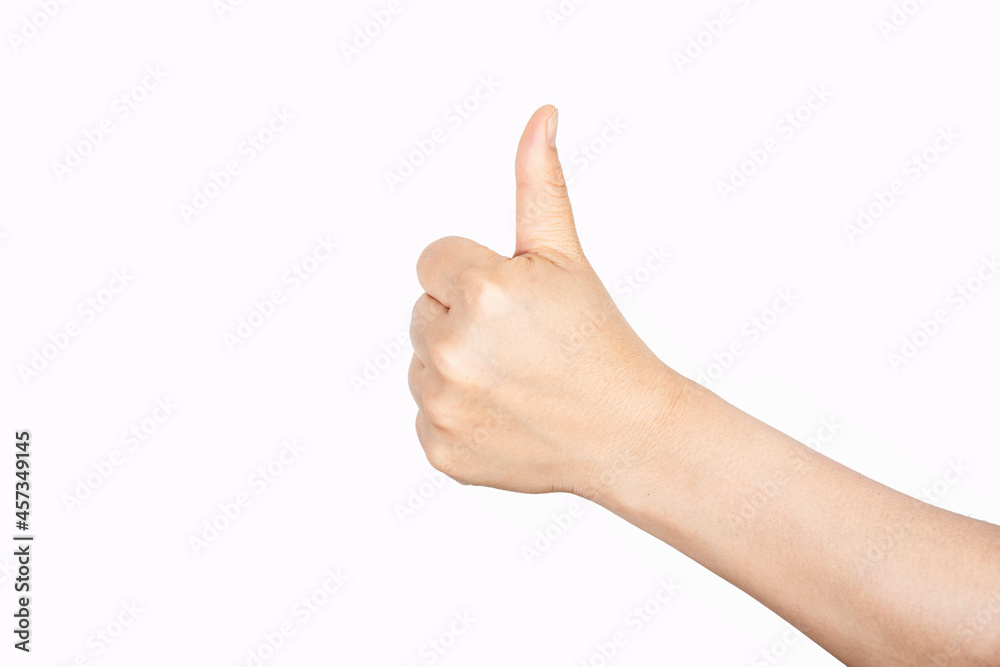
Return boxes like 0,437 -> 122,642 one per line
409,105 -> 683,498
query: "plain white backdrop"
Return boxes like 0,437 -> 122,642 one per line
1,0 -> 999,664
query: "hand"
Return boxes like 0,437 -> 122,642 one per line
408,105 -> 684,497
408,105 -> 1000,667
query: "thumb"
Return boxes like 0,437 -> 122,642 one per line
514,105 -> 583,263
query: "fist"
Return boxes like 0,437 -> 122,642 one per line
408,105 -> 682,498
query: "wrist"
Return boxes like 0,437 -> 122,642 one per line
575,363 -> 699,514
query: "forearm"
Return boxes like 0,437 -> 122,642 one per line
589,370 -> 1000,666
411,105 -> 1000,666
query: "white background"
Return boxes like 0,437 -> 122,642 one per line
1,0 -> 999,665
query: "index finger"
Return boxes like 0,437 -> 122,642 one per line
416,235 -> 504,308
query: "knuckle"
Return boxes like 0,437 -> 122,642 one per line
440,280 -> 463,306
422,388 -> 456,432
458,267 -> 506,312
459,270 -> 490,308
428,339 -> 463,379
410,294 -> 434,330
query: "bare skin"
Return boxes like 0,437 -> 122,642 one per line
407,104 -> 1000,666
